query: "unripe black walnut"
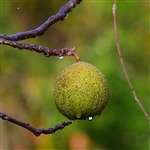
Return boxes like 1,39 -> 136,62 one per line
54,61 -> 109,120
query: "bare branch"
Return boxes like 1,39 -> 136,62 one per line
0,0 -> 81,134
0,38 -> 76,57
0,0 -> 82,41
0,112 -> 74,136
113,0 -> 150,122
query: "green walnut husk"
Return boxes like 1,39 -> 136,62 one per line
54,61 -> 109,120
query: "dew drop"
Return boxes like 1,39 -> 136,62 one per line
88,116 -> 93,121
58,56 -> 64,60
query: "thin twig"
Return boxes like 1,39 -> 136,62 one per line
0,38 -> 76,57
0,112 -> 74,136
0,0 -> 82,41
113,0 -> 150,122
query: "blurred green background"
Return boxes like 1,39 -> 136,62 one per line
0,0 -> 149,150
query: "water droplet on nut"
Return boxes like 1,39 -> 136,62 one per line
58,55 -> 64,60
88,116 -> 93,121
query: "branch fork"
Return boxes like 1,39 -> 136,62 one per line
0,0 -> 82,58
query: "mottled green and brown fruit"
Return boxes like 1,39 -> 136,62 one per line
54,61 -> 109,120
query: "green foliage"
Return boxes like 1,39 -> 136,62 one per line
1,1 -> 149,150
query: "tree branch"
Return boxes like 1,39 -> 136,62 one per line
0,38 -> 76,58
113,0 -> 150,122
0,0 -> 82,135
0,112 -> 74,136
0,0 -> 82,41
